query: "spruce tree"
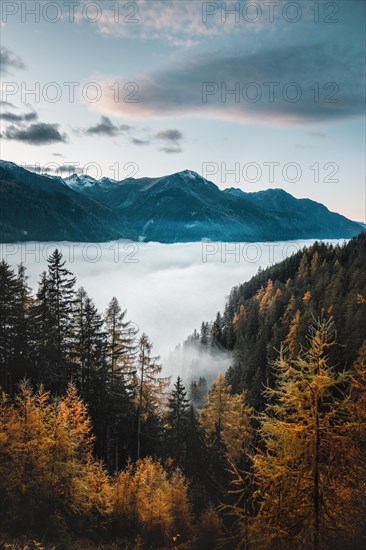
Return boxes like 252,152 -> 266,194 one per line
31,250 -> 76,391
189,376 -> 208,408
0,261 -> 22,393
166,376 -> 190,463
136,333 -> 170,459
73,287 -> 106,398
200,322 -> 210,346
11,264 -> 33,386
105,297 -> 137,383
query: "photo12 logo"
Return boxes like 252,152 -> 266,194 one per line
202,1 -> 340,24
202,81 -> 340,104
1,241 -> 140,265
202,241 -> 304,264
20,161 -> 140,181
1,1 -> 140,24
1,81 -> 139,105
202,161 -> 340,185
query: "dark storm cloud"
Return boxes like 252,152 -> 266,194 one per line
3,122 -> 68,145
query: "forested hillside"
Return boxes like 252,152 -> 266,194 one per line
0,235 -> 365,549
188,233 -> 366,409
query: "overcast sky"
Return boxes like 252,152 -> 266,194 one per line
1,0 -> 365,221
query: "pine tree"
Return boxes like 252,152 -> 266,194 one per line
0,261 -> 23,393
31,250 -> 76,391
73,287 -> 106,398
136,333 -> 170,459
105,297 -> 137,383
8,264 -> 34,389
211,312 -> 223,347
189,376 -> 208,408
166,376 -> 190,463
200,322 -> 210,346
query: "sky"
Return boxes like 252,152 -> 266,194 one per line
0,0 -> 365,221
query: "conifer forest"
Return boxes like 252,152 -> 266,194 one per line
0,234 -> 365,549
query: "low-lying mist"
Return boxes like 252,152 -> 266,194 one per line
1,239 -> 346,383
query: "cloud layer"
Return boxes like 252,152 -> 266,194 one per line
95,42 -> 365,126
1,239 -> 345,377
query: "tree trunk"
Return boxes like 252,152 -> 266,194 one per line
137,349 -> 144,459
313,405 -> 320,550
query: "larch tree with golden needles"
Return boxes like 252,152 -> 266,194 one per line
0,382 -> 111,534
113,457 -> 192,546
344,342 -> 366,545
200,373 -> 252,465
248,317 -> 356,550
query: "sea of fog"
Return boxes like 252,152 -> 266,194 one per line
0,239 -> 347,380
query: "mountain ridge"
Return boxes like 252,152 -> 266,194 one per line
0,160 -> 362,243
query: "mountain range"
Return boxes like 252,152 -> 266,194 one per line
0,160 -> 363,243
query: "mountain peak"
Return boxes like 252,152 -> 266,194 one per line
176,169 -> 201,179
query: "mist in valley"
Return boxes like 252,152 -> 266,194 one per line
0,239 -> 345,384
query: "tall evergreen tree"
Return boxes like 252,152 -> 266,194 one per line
105,297 -> 137,383
200,322 -> 210,346
166,376 -> 190,463
31,250 -> 76,391
0,261 -> 22,393
136,333 -> 170,459
11,264 -> 33,386
189,376 -> 208,409
73,287 -> 106,398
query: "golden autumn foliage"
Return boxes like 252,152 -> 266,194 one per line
233,305 -> 246,334
284,309 -> 301,355
0,382 -> 112,532
113,457 -> 192,546
0,383 -> 195,548
199,373 -> 252,465
225,318 -> 366,550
